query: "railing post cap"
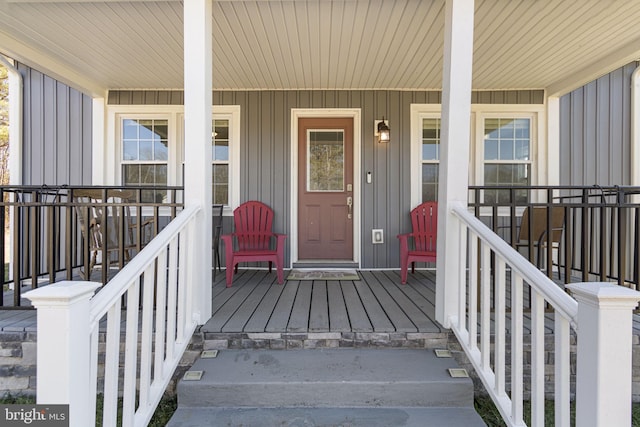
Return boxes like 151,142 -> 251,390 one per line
566,282 -> 640,309
24,281 -> 101,307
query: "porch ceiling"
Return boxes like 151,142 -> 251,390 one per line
0,0 -> 639,97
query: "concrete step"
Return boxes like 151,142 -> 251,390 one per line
176,348 -> 475,408
167,406 -> 487,427
169,348 -> 486,426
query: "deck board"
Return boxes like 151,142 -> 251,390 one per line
341,281 -> 373,332
354,280 -> 394,332
204,271 -> 264,332
309,281 -> 329,332
243,281 -> 287,332
203,270 -> 444,334
287,281 -> 313,332
358,272 -> 413,332
265,280 -> 299,332
0,310 -> 38,332
221,274 -> 275,332
394,276 -> 439,325
364,271 -> 437,332
327,281 -> 351,332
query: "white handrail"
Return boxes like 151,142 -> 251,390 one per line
451,203 -> 578,323
450,201 -> 577,426
448,201 -> 640,427
26,204 -> 202,427
90,204 -> 199,322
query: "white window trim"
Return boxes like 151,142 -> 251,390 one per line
410,106 -> 443,207
410,103 -> 546,210
215,105 -> 240,214
105,104 -> 241,215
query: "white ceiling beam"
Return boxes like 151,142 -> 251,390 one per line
0,30 -> 107,97
2,0 -> 290,2
2,0 -> 179,3
547,36 -> 640,97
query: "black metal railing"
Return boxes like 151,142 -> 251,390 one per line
470,185 -> 640,289
0,185 -> 184,308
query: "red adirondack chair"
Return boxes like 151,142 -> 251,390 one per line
221,201 -> 287,287
397,202 -> 438,284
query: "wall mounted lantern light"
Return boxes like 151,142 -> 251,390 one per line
376,117 -> 390,143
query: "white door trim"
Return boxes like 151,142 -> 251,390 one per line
291,109 -> 361,267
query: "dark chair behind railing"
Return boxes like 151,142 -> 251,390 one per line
0,185 -> 184,308
470,185 -> 640,291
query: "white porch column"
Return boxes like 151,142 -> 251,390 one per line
24,281 -> 100,427
546,96 -> 560,187
183,0 -> 213,323
567,283 -> 640,427
631,65 -> 640,189
0,56 -> 23,185
436,0 -> 475,327
91,97 -> 106,184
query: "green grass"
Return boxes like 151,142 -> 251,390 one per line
0,393 -> 177,426
3,393 -> 640,426
475,396 -> 640,427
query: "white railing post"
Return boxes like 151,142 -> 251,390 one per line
566,282 -> 640,427
24,281 -> 100,427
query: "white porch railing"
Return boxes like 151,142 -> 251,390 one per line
450,202 -> 640,427
25,204 -> 201,427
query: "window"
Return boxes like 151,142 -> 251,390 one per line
307,130 -> 345,191
110,105 -> 241,212
121,118 -> 169,202
410,104 -> 543,208
482,117 -> 531,204
421,118 -> 440,201
212,119 -> 230,205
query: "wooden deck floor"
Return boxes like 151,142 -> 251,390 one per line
202,269 -> 444,334
3,268 -> 640,337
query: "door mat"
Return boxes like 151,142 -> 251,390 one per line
287,269 -> 360,281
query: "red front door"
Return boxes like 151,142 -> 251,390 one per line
298,117 -> 354,260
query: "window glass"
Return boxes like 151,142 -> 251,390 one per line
422,164 -> 439,202
421,118 -> 440,201
121,118 -> 169,202
483,118 -> 531,204
307,130 -> 345,192
212,119 -> 230,205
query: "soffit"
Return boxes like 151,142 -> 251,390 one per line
0,0 -> 638,96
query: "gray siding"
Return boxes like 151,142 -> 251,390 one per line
109,89 -> 543,268
19,62 -> 93,185
559,62 -> 639,186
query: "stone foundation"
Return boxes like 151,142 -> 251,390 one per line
0,332 -> 37,396
200,331 -> 451,351
1,328 -> 638,402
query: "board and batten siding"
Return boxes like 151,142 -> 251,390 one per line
18,62 -> 93,185
109,89 -> 543,268
560,61 -> 639,186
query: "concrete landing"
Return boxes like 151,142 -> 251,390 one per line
169,348 -> 486,426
